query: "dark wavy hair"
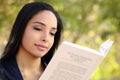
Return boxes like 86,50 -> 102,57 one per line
1,2 -> 63,67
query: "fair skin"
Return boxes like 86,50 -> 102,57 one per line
16,10 -> 57,80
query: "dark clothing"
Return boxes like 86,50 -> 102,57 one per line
0,57 -> 23,80
0,56 -> 47,80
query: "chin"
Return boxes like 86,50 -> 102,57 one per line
32,54 -> 43,58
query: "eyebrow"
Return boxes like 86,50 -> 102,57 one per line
33,21 -> 57,30
33,21 -> 46,26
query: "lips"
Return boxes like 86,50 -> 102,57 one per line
35,44 -> 48,51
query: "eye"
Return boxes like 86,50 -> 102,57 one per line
50,30 -> 57,36
50,32 -> 55,36
33,27 -> 42,31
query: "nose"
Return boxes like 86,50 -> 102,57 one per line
41,31 -> 49,42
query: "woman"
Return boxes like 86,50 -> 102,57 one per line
0,2 -> 63,80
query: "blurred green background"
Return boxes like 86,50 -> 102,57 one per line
0,0 -> 120,80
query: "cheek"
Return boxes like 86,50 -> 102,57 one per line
21,33 -> 31,48
49,37 -> 55,49
22,29 -> 35,47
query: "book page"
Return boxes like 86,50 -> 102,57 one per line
39,40 -> 113,80
98,39 -> 114,55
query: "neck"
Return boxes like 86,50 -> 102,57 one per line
16,45 -> 45,80
16,54 -> 41,70
16,46 -> 43,71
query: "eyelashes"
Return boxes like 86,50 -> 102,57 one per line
33,27 -> 56,36
33,27 -> 42,31
50,32 -> 55,36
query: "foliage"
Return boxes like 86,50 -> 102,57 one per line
0,0 -> 120,79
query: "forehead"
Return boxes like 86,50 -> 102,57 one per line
29,10 -> 57,28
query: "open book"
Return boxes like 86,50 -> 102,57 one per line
39,39 -> 114,80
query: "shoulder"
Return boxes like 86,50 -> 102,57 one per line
0,58 -> 21,80
0,60 -> 7,80
0,60 -> 4,71
0,61 -> 4,72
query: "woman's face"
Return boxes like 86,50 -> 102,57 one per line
20,10 -> 57,58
